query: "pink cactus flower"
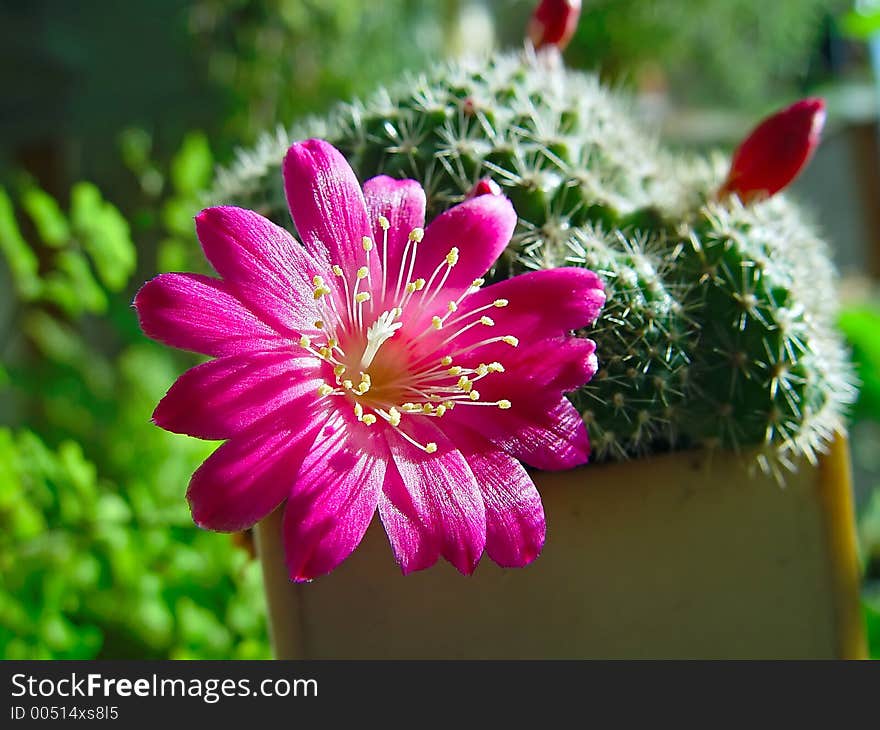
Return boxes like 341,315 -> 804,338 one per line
528,0 -> 582,51
718,97 -> 826,203
134,139 -> 604,582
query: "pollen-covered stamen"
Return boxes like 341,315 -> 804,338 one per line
309,220 -> 514,456
442,298 -> 509,328
430,311 -> 498,352
419,247 -> 460,312
394,227 -> 424,301
378,215 -> 391,295
298,333 -> 344,368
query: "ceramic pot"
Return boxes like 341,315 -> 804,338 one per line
255,436 -> 865,658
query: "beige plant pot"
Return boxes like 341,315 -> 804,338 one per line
255,435 -> 866,659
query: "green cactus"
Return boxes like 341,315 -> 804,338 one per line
211,50 -> 855,475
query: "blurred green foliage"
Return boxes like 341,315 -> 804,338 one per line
562,0 -> 849,108
188,0 -> 445,142
839,303 -> 880,658
0,134 -> 271,659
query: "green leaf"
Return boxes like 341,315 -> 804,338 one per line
0,187 -> 41,299
839,305 -> 880,416
156,237 -> 189,273
117,127 -> 153,175
70,182 -> 136,291
840,10 -> 880,39
21,186 -> 70,248
859,489 -> 880,564
170,132 -> 213,196
865,599 -> 880,659
41,251 -> 108,316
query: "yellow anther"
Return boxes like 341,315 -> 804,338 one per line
446,247 -> 460,266
357,266 -> 369,280
316,383 -> 333,397
332,265 -> 343,276
414,278 -> 426,290
362,414 -> 377,426
319,347 -> 331,359
401,403 -> 420,412
405,282 -> 417,294
327,338 -> 338,348
362,236 -> 373,251
360,373 -> 372,385
469,390 -> 480,401
444,400 -> 456,410
357,382 -> 370,395
457,376 -> 473,392
432,316 -> 443,330
388,407 -> 401,427
480,316 -> 495,326
471,278 -> 485,288
435,404 -> 447,417
342,379 -> 353,390
378,215 -> 390,231
409,227 -> 424,243
313,286 -> 331,299
354,403 -> 364,419
447,301 -> 458,313
425,442 -> 438,454
488,362 -> 505,373
314,320 -> 324,329
312,275 -> 325,287
498,399 -> 512,410
440,355 -> 453,366
422,404 -> 434,414
502,335 -> 519,347
475,364 -> 489,376
493,299 -> 509,307
299,335 -> 311,348
447,366 -> 463,376
355,292 -> 371,304
333,364 -> 346,378
393,307 -> 403,318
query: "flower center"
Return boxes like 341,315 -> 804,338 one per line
297,217 -> 516,454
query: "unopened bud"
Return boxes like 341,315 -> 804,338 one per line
527,0 -> 582,51
467,177 -> 502,199
718,97 -> 826,203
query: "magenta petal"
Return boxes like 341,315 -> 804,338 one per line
362,175 -> 426,300
133,273 -> 285,356
449,395 -> 590,471
283,139 -> 375,277
411,194 -> 517,298
377,458 -> 441,575
454,426 -> 545,568
153,350 -> 321,440
283,414 -> 385,582
497,397 -> 591,471
468,334 -> 598,400
187,415 -> 325,532
195,206 -> 322,336
384,421 -> 486,575
457,267 -> 605,343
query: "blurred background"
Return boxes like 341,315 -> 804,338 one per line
2,0 -> 880,658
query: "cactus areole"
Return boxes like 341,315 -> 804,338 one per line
213,51 -> 855,478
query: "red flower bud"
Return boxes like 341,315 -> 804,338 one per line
527,0 -> 582,51
719,97 -> 826,203
467,178 -> 502,198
